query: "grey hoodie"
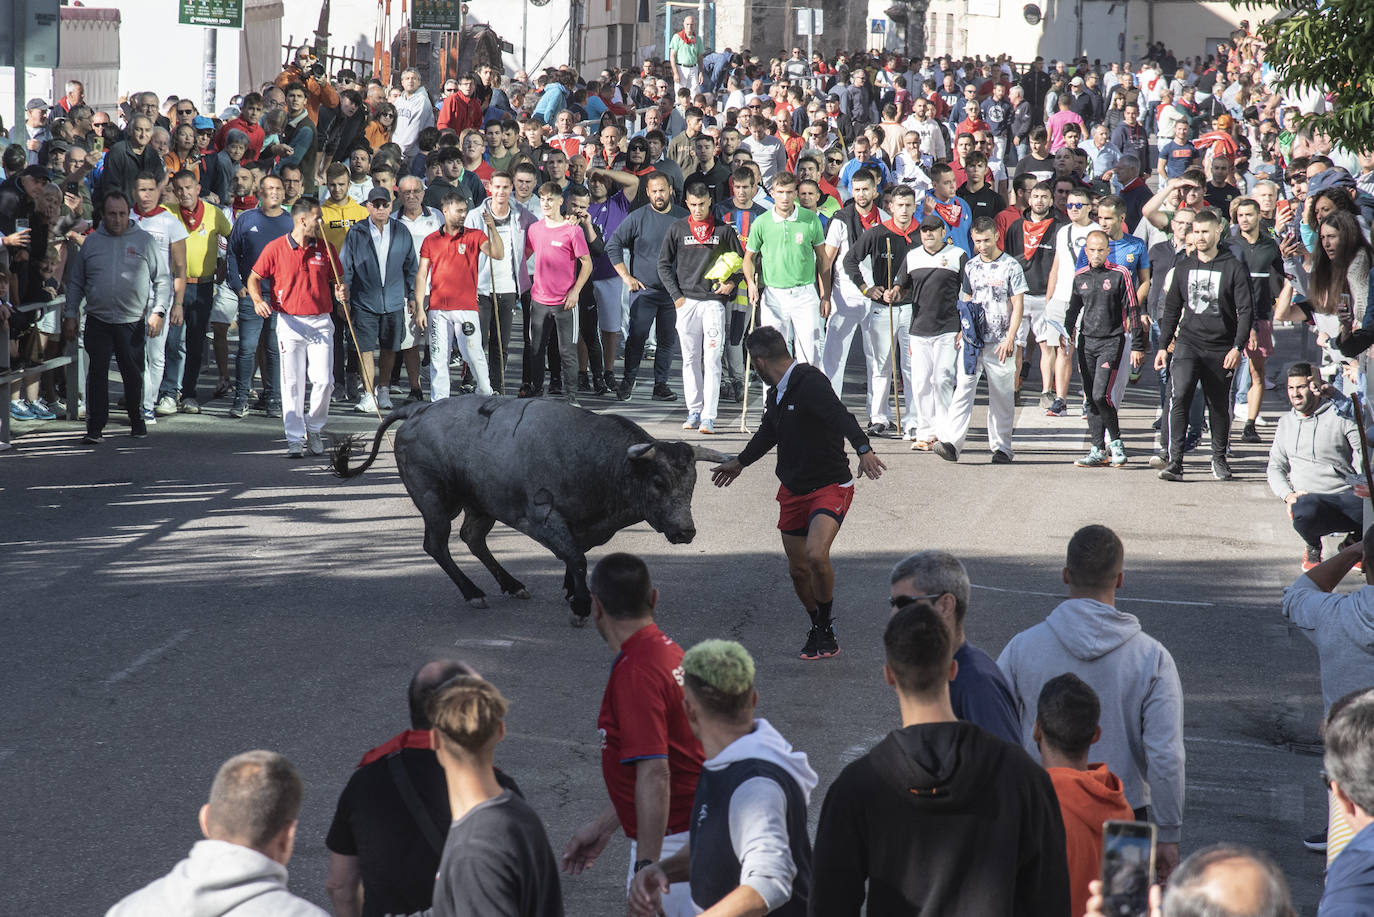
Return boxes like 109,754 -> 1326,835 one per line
1267,400 -> 1362,500
106,840 -> 326,917
997,598 -> 1185,843
64,222 -> 169,325
1282,575 -> 1374,712
701,717 -> 818,912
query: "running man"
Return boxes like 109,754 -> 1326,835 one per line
1065,230 -> 1146,468
710,327 -> 886,660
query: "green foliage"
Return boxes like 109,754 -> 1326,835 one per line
1231,0 -> 1374,151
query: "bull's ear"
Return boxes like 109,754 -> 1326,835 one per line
689,445 -> 732,464
627,443 -> 657,462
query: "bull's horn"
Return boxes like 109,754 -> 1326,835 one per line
627,443 -> 656,461
690,445 -> 733,464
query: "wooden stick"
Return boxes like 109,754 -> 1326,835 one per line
320,234 -> 384,424
738,300 -> 756,433
1353,392 -> 1374,510
885,236 -> 902,432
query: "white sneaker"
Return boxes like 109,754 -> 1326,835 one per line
354,392 -> 377,414
306,430 -> 325,455
286,440 -> 305,458
154,394 -> 179,416
376,386 -> 394,410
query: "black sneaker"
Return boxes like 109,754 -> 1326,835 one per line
577,371 -> 593,393
731,379 -> 745,403
1305,830 -> 1328,853
229,401 -> 249,418
604,371 -> 618,392
593,374 -> 609,395
652,384 -> 677,401
1303,545 -> 1323,572
265,401 -> 282,418
800,623 -> 840,660
1212,456 -> 1234,481
616,379 -> 634,401
867,421 -> 890,437
549,380 -> 564,396
799,626 -> 820,659
932,441 -> 958,462
81,432 -> 103,444
1158,464 -> 1184,482
1241,423 -> 1261,444
991,450 -> 1013,464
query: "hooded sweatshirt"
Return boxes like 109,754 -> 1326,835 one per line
1158,246 -> 1254,353
1282,576 -> 1374,712
1267,400 -> 1362,501
1049,764 -> 1134,917
105,839 -> 327,917
810,721 -> 1070,917
690,718 -> 818,915
996,598 -> 1186,843
63,222 -> 169,325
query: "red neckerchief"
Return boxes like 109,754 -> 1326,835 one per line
631,165 -> 655,177
932,196 -> 964,228
882,218 -> 918,243
858,206 -> 881,230
232,195 -> 257,217
1020,216 -> 1054,255
135,204 -> 167,219
1120,175 -> 1146,193
357,729 -> 433,767
179,200 -> 206,232
688,215 -> 715,244
676,29 -> 696,45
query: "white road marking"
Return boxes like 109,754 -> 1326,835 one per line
453,638 -> 516,648
969,583 -> 1214,607
104,629 -> 193,686
29,482 -> 132,489
1185,736 -> 1290,752
506,731 -> 591,750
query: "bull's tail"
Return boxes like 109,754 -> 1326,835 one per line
331,402 -> 426,479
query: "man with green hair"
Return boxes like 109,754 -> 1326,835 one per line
629,639 -> 817,917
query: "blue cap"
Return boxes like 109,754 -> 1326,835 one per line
193,115 -> 215,131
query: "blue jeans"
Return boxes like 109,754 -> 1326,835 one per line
163,283 -> 214,401
623,289 -> 677,386
235,295 -> 279,405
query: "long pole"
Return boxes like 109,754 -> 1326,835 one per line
885,236 -> 901,432
13,0 -> 27,138
486,211 -> 506,394
737,302 -> 756,433
1353,393 -> 1374,511
203,29 -> 218,117
320,234 -> 385,424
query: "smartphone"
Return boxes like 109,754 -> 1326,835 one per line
15,218 -> 28,232
1100,820 -> 1156,917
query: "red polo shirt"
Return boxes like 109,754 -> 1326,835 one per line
596,623 -> 703,839
252,234 -> 340,316
419,227 -> 486,310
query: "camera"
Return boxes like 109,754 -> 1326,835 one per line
310,62 -> 326,79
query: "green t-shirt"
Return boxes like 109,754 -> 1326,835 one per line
747,205 -> 824,289
669,31 -> 700,68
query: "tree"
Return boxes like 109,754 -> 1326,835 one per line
1231,0 -> 1373,153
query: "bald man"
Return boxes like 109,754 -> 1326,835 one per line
1085,843 -> 1294,917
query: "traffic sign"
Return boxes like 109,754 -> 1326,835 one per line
413,0 -> 463,30
871,18 -> 886,33
178,0 -> 243,29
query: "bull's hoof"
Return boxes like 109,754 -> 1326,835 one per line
570,613 -> 590,628
510,588 -> 531,600
467,596 -> 489,609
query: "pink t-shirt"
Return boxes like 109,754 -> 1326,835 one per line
528,219 -> 589,305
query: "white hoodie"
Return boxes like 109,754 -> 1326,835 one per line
700,718 -> 819,912
106,839 -> 327,917
996,598 -> 1186,843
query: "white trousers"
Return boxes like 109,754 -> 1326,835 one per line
939,341 -> 1017,457
762,284 -> 822,365
428,309 -> 493,399
627,830 -> 693,917
820,285 -> 875,398
678,64 -> 701,95
142,314 -> 170,412
862,303 -> 916,430
910,331 -> 960,441
276,312 -> 334,444
675,298 -> 725,420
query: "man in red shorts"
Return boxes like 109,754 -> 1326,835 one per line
711,326 -> 886,659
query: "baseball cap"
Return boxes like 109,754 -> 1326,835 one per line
826,92 -> 841,102
20,164 -> 51,181
919,212 -> 946,230
365,186 -> 394,205
1070,75 -> 1084,86
1308,167 -> 1356,195
193,115 -> 215,131
26,97 -> 47,111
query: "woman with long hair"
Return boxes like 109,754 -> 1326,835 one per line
164,123 -> 201,180
364,101 -> 396,151
1309,212 -> 1372,323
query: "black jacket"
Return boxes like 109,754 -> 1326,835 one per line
1066,262 -> 1147,350
843,220 -> 920,299
657,217 -> 743,302
737,362 -> 869,494
1159,247 -> 1254,353
809,721 -> 1070,917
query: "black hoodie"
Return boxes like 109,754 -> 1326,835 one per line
1158,246 -> 1254,353
809,721 -> 1070,917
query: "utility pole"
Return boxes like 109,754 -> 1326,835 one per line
13,0 -> 27,138
203,29 -> 217,116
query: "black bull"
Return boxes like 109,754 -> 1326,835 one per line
331,396 -> 731,623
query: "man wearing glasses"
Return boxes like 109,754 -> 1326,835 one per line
887,550 -> 1020,742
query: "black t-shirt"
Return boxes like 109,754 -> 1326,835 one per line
326,748 -> 522,917
1014,154 -> 1055,183
957,182 -> 1007,221
433,791 -> 564,917
686,162 -> 733,204
1204,181 -> 1240,213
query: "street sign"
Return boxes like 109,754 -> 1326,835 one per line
871,18 -> 886,34
412,0 -> 463,30
177,0 -> 243,29
796,8 -> 823,36
0,0 -> 61,68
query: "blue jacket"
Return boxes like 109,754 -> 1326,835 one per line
533,82 -> 569,124
226,208 -> 294,293
1319,822 -> 1374,916
340,217 -> 419,314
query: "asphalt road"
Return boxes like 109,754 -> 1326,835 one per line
0,328 -> 1341,915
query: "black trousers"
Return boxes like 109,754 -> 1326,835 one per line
85,315 -> 146,436
478,291 -> 518,393
527,301 -> 578,399
1167,341 -> 1234,465
1078,334 -> 1126,445
1292,492 -> 1365,549
519,292 -> 561,387
577,283 -> 605,378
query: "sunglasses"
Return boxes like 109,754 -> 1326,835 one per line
368,200 -> 391,208
827,157 -> 844,164
1066,202 -> 1086,209
889,592 -> 947,608
177,108 -> 194,115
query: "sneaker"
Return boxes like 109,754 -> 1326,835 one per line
730,379 -> 745,403
142,408 -> 158,425
1149,453 -> 1169,470
376,386 -> 394,410
1212,456 -> 1234,481
81,432 -> 103,444
1045,397 -> 1066,417
866,421 -> 890,437
1158,464 -> 1184,482
154,394 -> 179,416
652,384 -> 677,401
616,379 -> 633,401
991,450 -> 1013,464
9,400 -> 36,421
265,401 -> 282,419
578,371 -> 593,393
548,380 -> 564,396
1240,423 -> 1260,444
229,400 -> 249,418
604,371 -> 618,393
306,430 -> 325,455
800,623 -> 841,660
179,397 -> 201,414
332,387 -> 353,405
1079,400 -> 1089,418
1305,830 -> 1328,853
683,411 -> 701,430
1075,447 -> 1110,468
698,419 -> 716,434
1039,391 -> 1056,409
567,393 -> 582,408
932,441 -> 958,462
1182,432 -> 1201,453
355,392 -> 377,414
214,379 -> 234,398
286,440 -> 305,458
1302,545 -> 1322,572
594,374 -> 610,396
1109,439 -> 1128,467
25,399 -> 56,420
1254,414 -> 1271,427
130,427 -> 148,439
